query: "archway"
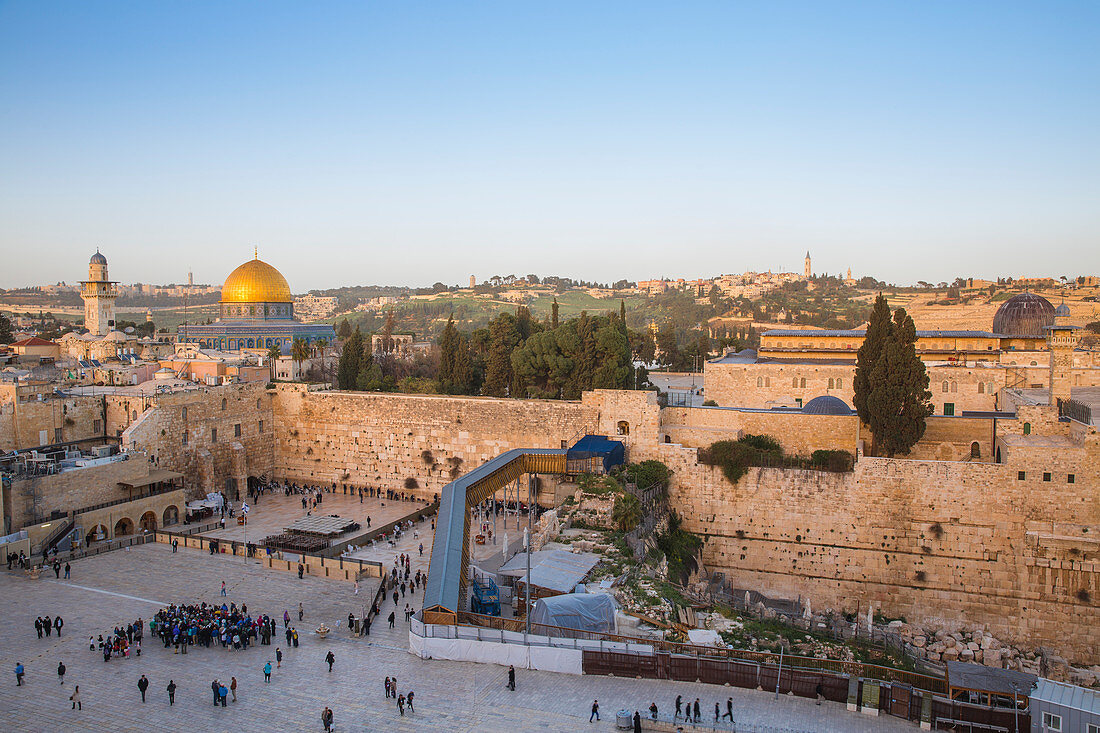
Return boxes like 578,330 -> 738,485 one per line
87,524 -> 108,543
616,420 -> 630,436
139,511 -> 158,533
970,442 -> 981,459
162,505 -> 179,527
114,517 -> 135,537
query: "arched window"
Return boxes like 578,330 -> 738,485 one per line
836,378 -> 842,390
800,378 -> 806,388
950,381 -> 957,393
1023,422 -> 1031,435
765,377 -> 771,387
757,377 -> 764,387
792,377 -> 799,388
616,421 -> 630,436
970,442 -> 981,459
828,378 -> 835,389
181,407 -> 187,421
131,410 -> 137,420
221,398 -> 227,411
942,381 -> 949,393
978,382 -> 985,394
256,398 -> 262,409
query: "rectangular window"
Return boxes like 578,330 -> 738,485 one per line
93,419 -> 102,433
182,431 -> 188,446
211,428 -> 217,442
1042,712 -> 1062,731
54,427 -> 63,443
234,423 -> 242,438
258,420 -> 264,433
1068,474 -> 1075,484
944,403 -> 955,416
1017,471 -> 1026,481
1043,472 -> 1051,482
1086,722 -> 1098,733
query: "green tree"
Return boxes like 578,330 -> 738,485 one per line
853,293 -> 891,424
612,492 -> 642,532
266,343 -> 281,381
336,318 -> 352,339
337,328 -> 363,389
655,324 -> 680,370
551,298 -> 559,329
381,309 -> 395,353
290,338 -> 310,379
867,309 -> 933,457
438,314 -> 459,390
483,313 -> 521,396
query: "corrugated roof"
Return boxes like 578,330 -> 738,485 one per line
1031,678 -> 1100,715
946,661 -> 1036,695
499,549 -> 601,592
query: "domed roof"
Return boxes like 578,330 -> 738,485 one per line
802,395 -> 854,415
1054,302 -> 1070,317
90,250 -> 107,265
221,256 -> 292,303
992,292 -> 1055,337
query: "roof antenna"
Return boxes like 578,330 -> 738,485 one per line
254,245 -> 258,260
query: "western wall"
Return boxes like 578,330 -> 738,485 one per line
108,381 -> 1100,663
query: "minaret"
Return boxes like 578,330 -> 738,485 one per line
804,251 -> 812,279
1046,300 -> 1079,407
80,249 -> 118,336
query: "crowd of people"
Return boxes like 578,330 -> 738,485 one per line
88,617 -> 143,661
146,602 -> 287,653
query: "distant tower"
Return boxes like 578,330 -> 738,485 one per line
804,251 -> 812,279
80,249 -> 118,336
1046,301 -> 1079,407
847,267 -> 852,282
188,269 -> 194,286
145,308 -> 153,323
470,275 -> 476,288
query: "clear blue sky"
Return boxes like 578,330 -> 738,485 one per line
1,1 -> 1097,290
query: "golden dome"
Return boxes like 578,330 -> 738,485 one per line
221,256 -> 293,303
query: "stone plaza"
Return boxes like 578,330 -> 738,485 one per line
0,537 -> 914,732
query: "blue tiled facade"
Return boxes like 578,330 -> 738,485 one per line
177,320 -> 335,351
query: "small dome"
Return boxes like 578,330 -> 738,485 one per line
90,250 -> 107,265
802,395 -> 854,415
1054,302 -> 1070,317
992,292 -> 1055,337
221,257 -> 293,303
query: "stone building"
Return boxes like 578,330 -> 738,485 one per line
79,250 -> 118,336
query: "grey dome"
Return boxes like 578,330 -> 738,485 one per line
802,395 -> 854,415
90,250 -> 107,265
1054,302 -> 1070,317
992,292 -> 1054,337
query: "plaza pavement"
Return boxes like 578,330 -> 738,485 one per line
0,544 -> 914,732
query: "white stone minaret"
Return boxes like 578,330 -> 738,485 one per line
804,251 -> 812,279
80,249 -> 118,336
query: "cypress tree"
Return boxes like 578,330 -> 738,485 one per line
868,309 -> 933,457
451,333 -> 473,394
853,293 -> 891,424
438,314 -> 458,391
336,318 -> 352,339
483,313 -> 520,397
551,298 -> 559,329
337,328 -> 362,389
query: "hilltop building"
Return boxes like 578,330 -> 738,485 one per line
176,252 -> 334,352
80,250 -> 117,336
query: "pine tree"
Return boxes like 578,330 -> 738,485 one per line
868,309 -> 932,457
551,298 -> 559,329
854,293 -> 891,424
337,318 -> 352,339
483,313 -> 520,397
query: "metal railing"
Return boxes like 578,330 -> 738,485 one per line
70,484 -> 183,517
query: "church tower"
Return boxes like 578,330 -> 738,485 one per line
804,251 -> 812,279
80,250 -> 118,336
1046,301 -> 1079,407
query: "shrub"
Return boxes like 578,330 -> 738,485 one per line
421,450 -> 434,465
809,449 -> 855,472
702,399 -> 718,407
404,477 -> 419,490
656,511 -> 703,584
624,460 -> 672,490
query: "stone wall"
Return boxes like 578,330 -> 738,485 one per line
648,427 -> 1100,663
661,406 -> 860,455
0,384 -> 107,451
121,382 -> 275,498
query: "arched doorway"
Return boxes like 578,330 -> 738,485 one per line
114,517 -> 134,537
87,524 -> 108,543
970,442 -> 981,459
162,505 -> 179,527
139,511 -> 158,533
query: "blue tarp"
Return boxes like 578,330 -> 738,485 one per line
567,435 -> 625,472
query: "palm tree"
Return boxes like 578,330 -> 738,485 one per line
266,344 -> 281,381
612,492 -> 643,532
290,338 -> 310,380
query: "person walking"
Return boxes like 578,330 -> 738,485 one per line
276,647 -> 283,668
283,610 -> 290,628
292,628 -> 299,648
35,618 -> 43,639
714,701 -> 720,722
137,675 -> 149,702
321,706 -> 333,732
69,685 -> 81,710
53,559 -> 61,578
218,683 -> 228,707
692,698 -> 701,724
211,679 -> 220,706
14,662 -> 25,686
54,616 -> 64,637
167,680 -> 176,705
507,665 -> 516,691
230,676 -> 238,702
57,661 -> 66,685
220,581 -> 227,597
298,602 -> 304,621
263,662 -> 272,682
64,562 -> 70,579
590,699 -> 600,722
674,695 -> 682,720
325,650 -> 335,672
172,539 -> 178,553
407,690 -> 414,713
388,611 -> 395,629
298,563 -> 304,579
723,697 -> 733,721
633,710 -> 642,733
43,615 -> 52,637
397,693 -> 406,716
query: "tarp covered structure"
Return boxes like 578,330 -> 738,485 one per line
566,435 -> 625,473
529,593 -> 617,635
499,549 -> 601,593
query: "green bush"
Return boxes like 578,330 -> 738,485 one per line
699,435 -> 781,483
809,449 -> 855,472
656,511 -> 703,584
702,399 -> 718,406
623,460 -> 672,490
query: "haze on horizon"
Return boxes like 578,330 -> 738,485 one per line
1,2 -> 1098,291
